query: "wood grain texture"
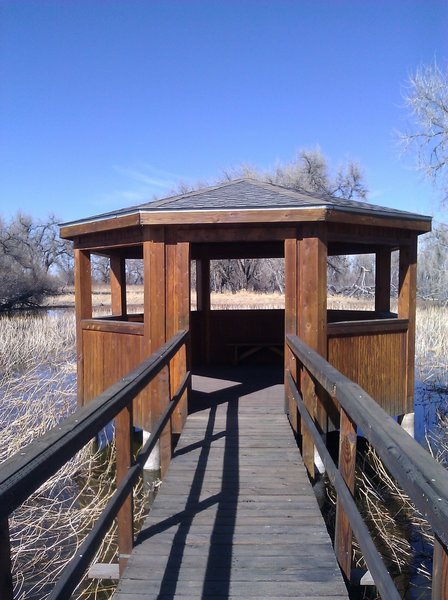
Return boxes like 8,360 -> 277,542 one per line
111,256 -> 127,317
114,369 -> 348,600
375,249 -> 391,313
398,238 -> 418,413
74,249 -> 92,407
432,536 -> 448,600
116,404 -> 134,575
334,409 -> 357,578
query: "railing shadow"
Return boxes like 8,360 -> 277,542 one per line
134,366 -> 275,599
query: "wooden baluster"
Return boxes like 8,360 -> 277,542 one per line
335,408 -> 357,579
0,518 -> 13,600
116,404 -> 133,576
432,535 -> 448,600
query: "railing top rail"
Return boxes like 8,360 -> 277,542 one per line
286,333 -> 448,549
0,329 -> 188,522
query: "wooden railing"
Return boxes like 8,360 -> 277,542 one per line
286,333 -> 448,600
0,329 -> 189,600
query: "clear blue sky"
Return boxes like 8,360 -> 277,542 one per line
1,0 -> 447,224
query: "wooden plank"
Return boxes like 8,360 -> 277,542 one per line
398,237 -> 417,413
327,318 -> 408,337
297,224 -> 327,474
334,408 -> 357,578
432,536 -> 448,600
284,237 -> 298,432
110,255 -> 127,317
0,519 -> 13,600
286,334 -> 448,550
143,227 -> 171,473
74,249 -> 92,406
375,248 -> 391,313
114,370 -> 349,600
116,404 -> 134,575
81,319 -> 144,336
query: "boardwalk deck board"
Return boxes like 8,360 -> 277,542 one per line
114,368 -> 349,600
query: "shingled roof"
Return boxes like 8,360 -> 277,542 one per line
60,178 -> 432,237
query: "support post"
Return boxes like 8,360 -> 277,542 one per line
335,408 -> 357,579
284,237 -> 299,434
297,224 -> 328,479
115,404 -> 133,576
74,249 -> 92,407
0,519 -> 13,600
166,233 -> 190,434
143,227 -> 171,475
375,248 -> 391,314
110,255 -> 127,317
398,237 -> 417,413
196,257 -> 211,364
432,536 -> 448,600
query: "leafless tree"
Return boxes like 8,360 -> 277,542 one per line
399,61 -> 448,204
0,213 -> 72,311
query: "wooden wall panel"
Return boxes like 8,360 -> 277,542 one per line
327,330 -> 408,416
191,309 -> 284,365
82,329 -> 147,426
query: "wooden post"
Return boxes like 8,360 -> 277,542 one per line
398,237 -> 417,413
166,233 -> 190,434
110,255 -> 127,317
297,224 -> 328,479
196,257 -> 211,364
115,404 -> 133,576
375,248 -> 391,314
0,519 -> 13,600
432,536 -> 448,600
335,408 -> 357,579
143,227 -> 171,475
284,237 -> 299,433
74,249 -> 92,407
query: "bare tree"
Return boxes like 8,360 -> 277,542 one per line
399,61 -> 448,204
0,213 -> 71,311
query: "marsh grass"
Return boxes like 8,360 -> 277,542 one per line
0,312 -> 148,599
2,293 -> 446,598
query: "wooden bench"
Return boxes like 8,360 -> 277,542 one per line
227,342 -> 283,365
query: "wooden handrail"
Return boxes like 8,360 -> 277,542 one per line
286,333 -> 448,598
0,329 -> 189,599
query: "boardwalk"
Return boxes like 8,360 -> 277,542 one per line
114,367 -> 349,600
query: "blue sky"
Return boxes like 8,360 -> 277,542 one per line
1,0 -> 447,224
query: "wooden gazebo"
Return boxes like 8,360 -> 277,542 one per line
60,178 -> 431,466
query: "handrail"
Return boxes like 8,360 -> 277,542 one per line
0,329 -> 189,599
286,333 -> 448,597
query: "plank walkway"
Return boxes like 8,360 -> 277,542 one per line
114,367 -> 349,600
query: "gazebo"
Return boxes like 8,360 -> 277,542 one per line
60,178 -> 431,467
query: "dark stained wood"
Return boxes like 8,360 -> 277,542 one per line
74,249 -> 92,406
432,536 -> 448,600
327,328 -> 407,416
327,318 -> 407,337
375,248 -> 391,313
284,237 -> 299,433
196,257 -> 211,364
81,319 -> 144,336
114,370 -> 349,600
297,224 -> 327,475
110,255 -> 127,317
334,409 -> 357,579
143,227 -> 171,473
191,240 -> 284,259
0,519 -> 13,600
116,404 -> 134,575
286,334 -> 448,550
286,371 -> 402,600
398,237 -> 418,413
0,331 -> 187,522
166,235 -> 190,433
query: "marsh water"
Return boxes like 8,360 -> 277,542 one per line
1,308 -> 447,599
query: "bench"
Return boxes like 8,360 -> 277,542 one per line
227,342 -> 284,366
